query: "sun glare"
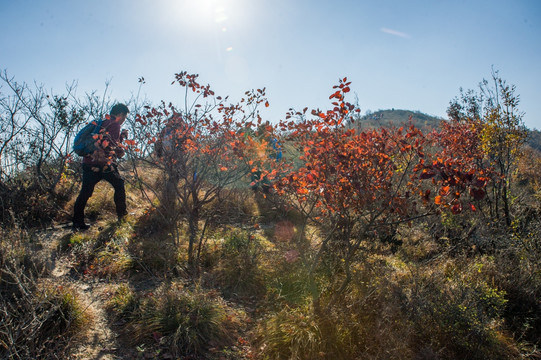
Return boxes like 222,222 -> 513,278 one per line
172,0 -> 244,35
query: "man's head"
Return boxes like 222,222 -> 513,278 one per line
110,103 -> 129,123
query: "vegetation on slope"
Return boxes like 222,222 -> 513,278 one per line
1,70 -> 540,359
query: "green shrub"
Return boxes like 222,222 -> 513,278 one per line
0,165 -> 78,227
1,253 -> 89,359
312,254 -> 517,359
400,262 -> 512,359
107,283 -> 139,319
492,239 -> 541,349
215,229 -> 267,298
58,232 -> 93,251
91,222 -> 134,278
266,260 -> 313,308
130,207 -> 180,272
257,306 -> 349,360
39,283 -> 89,334
132,283 -> 232,357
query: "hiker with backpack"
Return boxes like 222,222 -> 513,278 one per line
72,104 -> 129,230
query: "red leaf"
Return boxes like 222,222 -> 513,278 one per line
419,169 -> 435,179
469,188 -> 486,200
451,203 -> 462,214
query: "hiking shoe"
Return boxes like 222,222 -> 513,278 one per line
117,211 -> 131,223
72,222 -> 90,231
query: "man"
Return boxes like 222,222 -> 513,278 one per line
72,103 -> 129,230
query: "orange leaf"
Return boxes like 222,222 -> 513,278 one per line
439,185 -> 450,196
434,195 -> 442,205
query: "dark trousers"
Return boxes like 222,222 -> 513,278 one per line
73,164 -> 126,224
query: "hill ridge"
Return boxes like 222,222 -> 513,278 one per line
355,109 -> 444,131
355,110 -> 541,152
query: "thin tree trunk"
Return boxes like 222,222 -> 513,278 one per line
503,181 -> 511,227
187,207 -> 199,272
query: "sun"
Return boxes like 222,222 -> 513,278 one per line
173,0 -> 241,33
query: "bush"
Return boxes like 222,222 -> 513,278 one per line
307,253 -> 518,360
106,283 -> 139,320
210,188 -> 261,224
266,260 -> 313,308
393,260 -> 514,359
492,234 -> 541,349
214,229 -> 267,298
131,283 -> 234,357
58,231 -> 94,252
0,169 -> 77,227
256,306 -> 350,360
1,242 -> 89,359
91,222 -> 134,278
129,206 -> 180,272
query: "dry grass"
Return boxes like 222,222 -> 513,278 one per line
3,155 -> 541,359
1,232 -> 91,359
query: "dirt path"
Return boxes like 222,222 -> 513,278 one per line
37,227 -> 124,360
33,222 -> 258,359
68,281 -> 119,360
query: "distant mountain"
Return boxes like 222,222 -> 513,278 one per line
527,129 -> 541,153
352,109 -> 541,153
354,109 -> 444,132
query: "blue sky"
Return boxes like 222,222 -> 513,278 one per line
1,0 -> 540,129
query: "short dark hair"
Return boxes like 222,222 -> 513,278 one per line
110,103 -> 129,116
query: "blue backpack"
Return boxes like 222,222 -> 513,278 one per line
72,119 -> 103,156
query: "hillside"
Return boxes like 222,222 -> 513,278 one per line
355,109 -> 444,131
528,128 -> 541,152
355,109 -> 541,152
2,74 -> 541,358
3,164 -> 540,359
